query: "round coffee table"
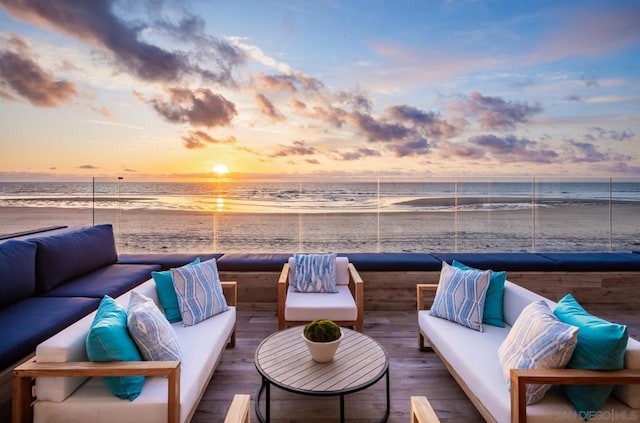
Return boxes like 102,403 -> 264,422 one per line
254,326 -> 390,422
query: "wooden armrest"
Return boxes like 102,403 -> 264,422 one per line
13,359 -> 181,423
416,284 -> 439,311
411,396 -> 440,423
510,368 -> 640,423
278,263 -> 290,285
224,394 -> 251,423
348,263 -> 363,285
221,281 -> 237,307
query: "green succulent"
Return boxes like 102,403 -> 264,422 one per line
303,319 -> 342,342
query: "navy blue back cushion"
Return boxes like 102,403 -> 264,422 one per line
217,253 -> 292,272
0,240 -> 37,308
432,253 -> 560,271
0,296 -> 100,368
31,225 -> 118,293
42,264 -> 160,298
117,253 -> 222,271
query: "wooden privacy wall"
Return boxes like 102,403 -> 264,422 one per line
219,270 -> 640,311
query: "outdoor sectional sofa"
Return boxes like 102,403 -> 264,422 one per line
418,279 -> 640,422
0,224 -> 160,372
13,277 -> 237,423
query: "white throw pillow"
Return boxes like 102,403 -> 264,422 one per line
171,259 -> 229,326
127,291 -> 182,361
293,253 -> 338,293
498,300 -> 578,404
429,261 -> 491,331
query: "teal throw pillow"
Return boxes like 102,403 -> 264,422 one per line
86,296 -> 145,400
153,258 -> 200,323
453,260 -> 506,327
554,294 -> 628,416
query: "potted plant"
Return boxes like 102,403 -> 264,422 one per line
302,319 -> 343,362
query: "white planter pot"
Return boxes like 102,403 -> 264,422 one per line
302,331 -> 343,363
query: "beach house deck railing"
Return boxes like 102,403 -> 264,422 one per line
0,177 -> 638,253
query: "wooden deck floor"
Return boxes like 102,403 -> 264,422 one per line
191,307 -> 640,423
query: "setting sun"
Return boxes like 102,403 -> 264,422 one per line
212,164 -> 229,176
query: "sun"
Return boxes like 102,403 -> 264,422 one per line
212,164 -> 229,176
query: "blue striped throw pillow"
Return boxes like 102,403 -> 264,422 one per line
499,300 -> 579,405
293,253 -> 338,293
429,261 -> 491,331
171,259 -> 229,326
127,291 -> 182,361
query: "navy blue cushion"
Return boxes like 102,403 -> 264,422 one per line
216,253 -> 292,272
31,225 -> 118,293
432,253 -> 560,271
338,253 -> 442,271
0,296 -> 100,369
537,253 -> 640,272
42,264 -> 159,298
117,253 -> 222,271
0,240 -> 37,308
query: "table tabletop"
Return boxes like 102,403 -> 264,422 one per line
255,326 -> 388,396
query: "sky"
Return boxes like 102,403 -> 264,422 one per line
0,0 -> 639,182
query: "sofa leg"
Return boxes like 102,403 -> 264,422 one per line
419,333 -> 432,352
12,372 -> 33,423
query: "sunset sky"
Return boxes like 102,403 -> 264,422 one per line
0,0 -> 639,181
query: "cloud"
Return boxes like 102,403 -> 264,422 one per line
270,140 -> 316,158
566,95 -> 584,103
350,112 -> 412,142
338,147 -> 381,161
78,164 -> 98,169
181,130 -> 237,149
386,104 -> 457,138
388,138 -> 430,157
0,37 -> 77,107
590,127 -> 635,141
539,4 -> 640,61
254,93 -> 285,122
143,87 -> 237,128
461,91 -> 543,130
0,0 -> 244,84
469,134 -> 558,163
257,73 -> 298,92
563,140 -> 608,163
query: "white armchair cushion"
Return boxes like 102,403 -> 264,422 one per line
284,285 -> 357,322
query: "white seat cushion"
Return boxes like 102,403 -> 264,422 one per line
284,285 -> 357,322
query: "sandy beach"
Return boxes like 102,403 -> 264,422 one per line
1,203 -> 638,253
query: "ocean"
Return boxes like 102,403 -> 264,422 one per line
1,179 -> 639,253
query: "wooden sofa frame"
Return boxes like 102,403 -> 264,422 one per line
417,283 -> 640,423
278,262 -> 364,332
13,282 -> 238,423
410,396 -> 440,423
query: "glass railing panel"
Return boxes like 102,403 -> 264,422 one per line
108,179 -> 215,253
377,179 -> 456,252
454,178 -> 534,252
296,180 -> 379,252
533,178 -> 613,252
213,181 -> 301,253
92,177 -> 122,245
0,180 -> 93,237
611,179 -> 640,253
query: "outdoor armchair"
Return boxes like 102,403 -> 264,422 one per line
278,256 -> 364,331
